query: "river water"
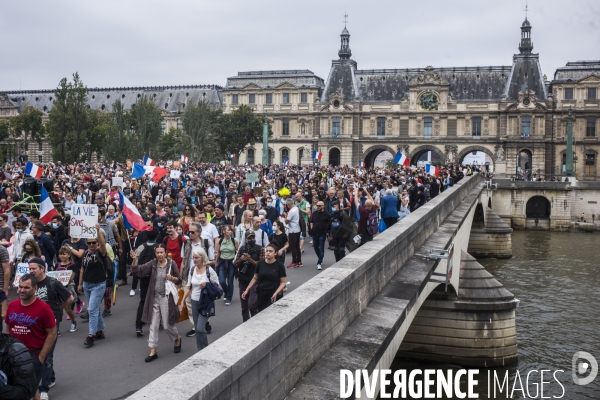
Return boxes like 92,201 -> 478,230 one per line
390,231 -> 600,399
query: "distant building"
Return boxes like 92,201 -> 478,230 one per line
1,17 -> 598,180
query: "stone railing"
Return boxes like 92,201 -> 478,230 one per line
129,174 -> 484,400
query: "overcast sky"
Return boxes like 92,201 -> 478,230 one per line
1,0 -> 597,91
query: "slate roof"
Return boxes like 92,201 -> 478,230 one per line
504,54 -> 547,100
553,61 -> 600,82
2,85 -> 222,114
226,70 -> 325,89
321,61 -> 359,103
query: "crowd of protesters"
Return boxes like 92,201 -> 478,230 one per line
0,158 -> 487,399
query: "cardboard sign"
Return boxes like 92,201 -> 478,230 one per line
245,172 -> 259,183
111,177 -> 124,188
69,204 -> 98,239
170,170 -> 181,179
13,263 -> 73,287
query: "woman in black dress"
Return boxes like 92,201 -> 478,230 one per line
241,244 -> 286,313
270,220 -> 288,265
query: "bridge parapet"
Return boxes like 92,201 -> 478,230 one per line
128,174 -> 484,400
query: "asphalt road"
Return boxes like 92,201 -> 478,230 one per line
44,244 -> 338,400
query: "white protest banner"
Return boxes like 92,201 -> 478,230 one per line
170,170 -> 181,179
245,172 -> 259,183
13,263 -> 30,286
70,204 -> 99,239
47,271 -> 73,286
166,160 -> 173,166
112,177 -> 124,188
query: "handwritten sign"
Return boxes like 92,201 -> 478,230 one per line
13,263 -> 73,287
112,177 -> 124,188
245,172 -> 259,183
70,204 -> 98,239
170,170 -> 181,179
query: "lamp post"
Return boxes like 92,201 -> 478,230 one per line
262,111 -> 268,166
565,106 -> 574,178
516,149 -> 519,180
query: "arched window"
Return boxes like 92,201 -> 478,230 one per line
281,148 -> 289,164
585,151 -> 597,176
247,148 -> 255,165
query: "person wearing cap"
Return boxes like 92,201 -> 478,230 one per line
234,230 -> 264,321
246,198 -> 259,218
210,204 -> 232,235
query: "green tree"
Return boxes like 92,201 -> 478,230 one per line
47,77 -> 71,161
85,110 -> 108,162
181,100 -> 221,162
159,127 -> 183,160
0,120 -> 10,142
101,100 -> 132,161
66,72 -> 90,162
219,105 -> 271,161
10,105 -> 45,159
130,95 -> 163,158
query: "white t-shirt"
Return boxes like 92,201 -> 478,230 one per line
239,228 -> 269,249
201,223 -> 219,246
188,266 -> 219,301
286,206 -> 301,233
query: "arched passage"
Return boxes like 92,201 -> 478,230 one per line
458,145 -> 496,172
409,145 -> 444,166
518,148 -> 533,179
526,196 -> 550,218
362,145 -> 396,168
329,147 -> 341,167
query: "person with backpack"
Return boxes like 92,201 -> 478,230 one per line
215,225 -> 238,306
133,228 -> 159,337
354,186 -> 378,247
234,230 -> 264,322
27,258 -> 74,397
0,332 -> 38,400
163,220 -> 187,271
78,224 -> 109,348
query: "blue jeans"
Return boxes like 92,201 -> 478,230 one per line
83,281 -> 106,336
39,337 -> 57,393
191,299 -> 209,351
312,234 -> 327,264
218,259 -> 235,302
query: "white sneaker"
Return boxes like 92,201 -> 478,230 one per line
317,264 -> 322,270
129,289 -> 135,296
70,321 -> 77,332
40,393 -> 49,400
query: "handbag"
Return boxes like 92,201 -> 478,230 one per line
165,263 -> 179,304
177,288 -> 189,323
378,219 -> 387,233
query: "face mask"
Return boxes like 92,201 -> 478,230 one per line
16,229 -> 23,233
332,207 -> 338,212
266,202 -> 272,207
158,223 -> 163,228
52,223 -> 58,229
247,240 -> 256,247
25,249 -> 33,254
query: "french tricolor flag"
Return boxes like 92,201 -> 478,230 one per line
180,155 -> 188,163
119,192 -> 152,231
283,157 -> 290,166
228,154 -> 236,159
394,152 -> 410,167
312,151 -> 322,160
39,186 -> 58,223
143,156 -> 155,166
358,160 -> 365,167
425,164 -> 440,177
25,161 -> 43,178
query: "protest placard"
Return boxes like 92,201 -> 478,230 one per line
13,263 -> 30,286
166,160 -> 173,166
112,177 -> 124,188
13,263 -> 73,287
70,204 -> 99,239
170,170 -> 181,179
245,172 -> 259,183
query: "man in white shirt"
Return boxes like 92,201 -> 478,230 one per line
197,211 -> 219,251
238,216 -> 269,249
284,198 -> 302,268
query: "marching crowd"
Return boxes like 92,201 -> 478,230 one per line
0,158 -> 481,399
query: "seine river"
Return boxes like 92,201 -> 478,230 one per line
390,231 -> 600,399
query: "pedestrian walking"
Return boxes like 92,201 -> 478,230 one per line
310,201 -> 330,270
241,243 -> 286,313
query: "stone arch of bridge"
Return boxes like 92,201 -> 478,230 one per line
409,145 -> 445,166
458,145 -> 497,165
362,144 -> 396,168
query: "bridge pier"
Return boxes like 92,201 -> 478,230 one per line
396,251 -> 518,367
468,206 -> 513,258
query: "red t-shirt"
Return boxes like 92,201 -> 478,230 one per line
165,235 -> 186,270
5,298 -> 56,351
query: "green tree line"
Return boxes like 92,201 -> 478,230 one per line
6,72 -> 271,164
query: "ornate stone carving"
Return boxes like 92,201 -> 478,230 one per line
328,88 -> 345,108
433,118 -> 441,136
397,144 -> 410,156
300,122 -> 306,136
370,119 -> 375,135
445,145 -> 458,163
483,117 -> 489,135
409,66 -> 449,87
302,144 -> 313,158
387,118 -> 392,133
419,91 -> 439,111
495,144 -> 506,162
464,116 -> 471,136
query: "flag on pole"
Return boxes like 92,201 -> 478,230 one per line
358,160 -> 365,167
143,166 -> 168,182
130,163 -> 146,179
119,192 -> 152,231
228,154 -> 236,159
143,156 -> 155,166
283,157 -> 290,166
312,151 -> 322,160
394,152 -> 410,167
243,162 -> 248,166
425,164 -> 440,177
180,155 -> 188,163
24,161 -> 43,178
39,186 -> 58,223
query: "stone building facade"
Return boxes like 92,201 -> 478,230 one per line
1,18 -> 599,180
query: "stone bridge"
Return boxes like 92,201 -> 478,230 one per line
129,174 -> 517,400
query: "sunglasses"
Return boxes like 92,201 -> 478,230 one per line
87,241 -> 98,245
188,230 -> 198,234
